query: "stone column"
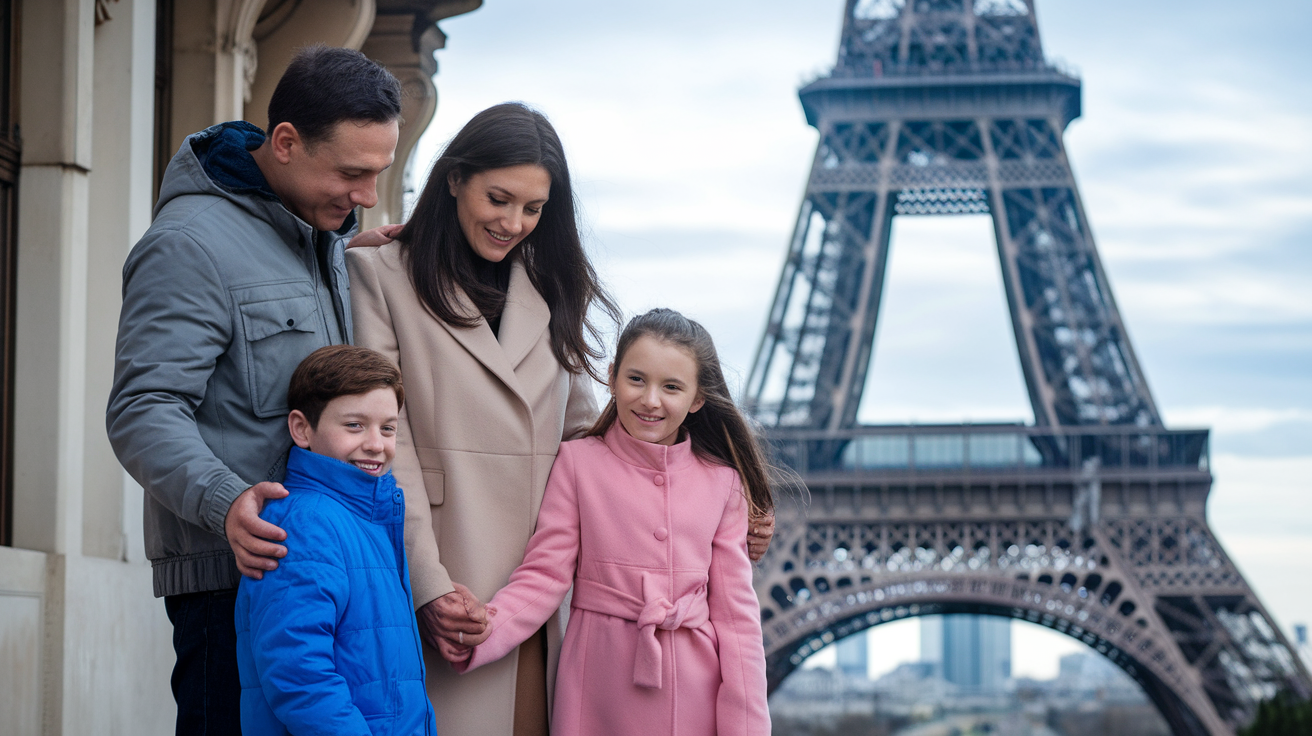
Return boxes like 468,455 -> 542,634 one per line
361,0 -> 482,228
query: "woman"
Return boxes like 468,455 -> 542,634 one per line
347,103 -> 773,736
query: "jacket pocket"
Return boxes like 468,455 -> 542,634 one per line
415,448 -> 445,506
422,470 -> 445,506
239,295 -> 321,418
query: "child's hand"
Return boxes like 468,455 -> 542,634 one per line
454,583 -> 496,648
459,583 -> 497,622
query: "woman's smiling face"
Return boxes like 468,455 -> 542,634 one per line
449,164 -> 551,262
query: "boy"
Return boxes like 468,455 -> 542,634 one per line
235,345 -> 434,736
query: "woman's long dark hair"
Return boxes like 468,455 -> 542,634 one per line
398,102 -> 619,380
587,309 -> 775,516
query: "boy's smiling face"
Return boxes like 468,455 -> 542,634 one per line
288,387 -> 398,476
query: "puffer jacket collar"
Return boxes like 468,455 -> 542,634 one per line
283,446 -> 400,524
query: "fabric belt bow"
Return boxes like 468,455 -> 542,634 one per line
571,573 -> 709,689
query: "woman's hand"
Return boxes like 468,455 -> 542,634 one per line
747,509 -> 775,561
347,223 -> 404,249
418,582 -> 495,662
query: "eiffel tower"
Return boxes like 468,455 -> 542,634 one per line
745,1 -> 1312,734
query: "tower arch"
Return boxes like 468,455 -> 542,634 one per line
765,575 -> 1208,734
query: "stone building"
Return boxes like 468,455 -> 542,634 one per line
0,1 -> 479,733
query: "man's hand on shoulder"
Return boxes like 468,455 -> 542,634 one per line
747,508 -> 775,562
347,223 -> 403,249
226,482 -> 290,579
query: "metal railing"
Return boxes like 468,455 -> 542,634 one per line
801,59 -> 1078,86
765,423 -> 1209,477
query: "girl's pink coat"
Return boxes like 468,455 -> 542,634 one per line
458,424 -> 770,735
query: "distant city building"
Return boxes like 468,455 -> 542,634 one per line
1057,653 -> 1126,691
1296,623 -> 1311,670
835,630 -> 869,679
921,614 -> 1012,693
769,645 -> 1168,735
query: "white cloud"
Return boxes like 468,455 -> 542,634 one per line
1209,454 -> 1312,535
1212,532 -> 1312,636
1116,273 -> 1312,326
1205,453 -> 1312,637
1165,407 -> 1312,433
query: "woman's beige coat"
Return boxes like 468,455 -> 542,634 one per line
347,243 -> 598,736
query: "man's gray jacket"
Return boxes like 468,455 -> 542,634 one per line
107,123 -> 355,597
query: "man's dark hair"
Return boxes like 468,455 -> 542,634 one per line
266,45 -> 402,144
287,345 -> 404,428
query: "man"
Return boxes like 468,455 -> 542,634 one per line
107,46 -> 401,735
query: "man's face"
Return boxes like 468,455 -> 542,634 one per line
275,119 -> 399,231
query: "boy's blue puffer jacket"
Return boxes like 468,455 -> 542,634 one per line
235,446 -> 435,736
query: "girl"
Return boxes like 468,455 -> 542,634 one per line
453,308 -> 773,736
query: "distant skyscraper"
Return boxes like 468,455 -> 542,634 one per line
920,615 -> 1011,692
1296,624 -> 1310,670
835,630 -> 869,679
921,616 -> 944,675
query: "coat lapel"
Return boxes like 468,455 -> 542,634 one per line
498,259 -> 552,371
432,283 -> 524,398
431,259 -> 549,402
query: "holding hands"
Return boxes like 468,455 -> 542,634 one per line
418,582 -> 495,663
421,509 -> 772,666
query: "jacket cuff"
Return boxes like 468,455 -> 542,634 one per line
201,475 -> 251,538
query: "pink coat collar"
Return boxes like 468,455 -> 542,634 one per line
602,422 -> 699,472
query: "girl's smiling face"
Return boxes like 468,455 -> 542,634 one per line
610,335 -> 705,446
448,164 -> 551,262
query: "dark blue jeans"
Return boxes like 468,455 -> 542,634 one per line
164,590 -> 241,736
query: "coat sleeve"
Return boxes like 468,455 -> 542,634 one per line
105,228 -> 250,536
561,369 -> 600,441
243,509 -> 372,736
455,444 -> 582,673
346,248 -> 454,607
707,477 -> 771,736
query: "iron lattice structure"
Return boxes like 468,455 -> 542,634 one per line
745,2 -> 1312,734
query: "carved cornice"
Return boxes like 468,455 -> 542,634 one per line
360,0 -> 483,227
94,0 -> 120,26
223,0 -> 268,104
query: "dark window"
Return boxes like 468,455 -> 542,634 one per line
153,0 -> 174,202
0,0 -> 20,546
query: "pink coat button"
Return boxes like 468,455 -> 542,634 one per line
654,527 -> 669,541
653,475 -> 665,486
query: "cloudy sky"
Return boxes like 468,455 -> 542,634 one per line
412,0 -> 1312,679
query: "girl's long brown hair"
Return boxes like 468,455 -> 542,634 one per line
397,102 -> 619,380
587,309 -> 775,516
